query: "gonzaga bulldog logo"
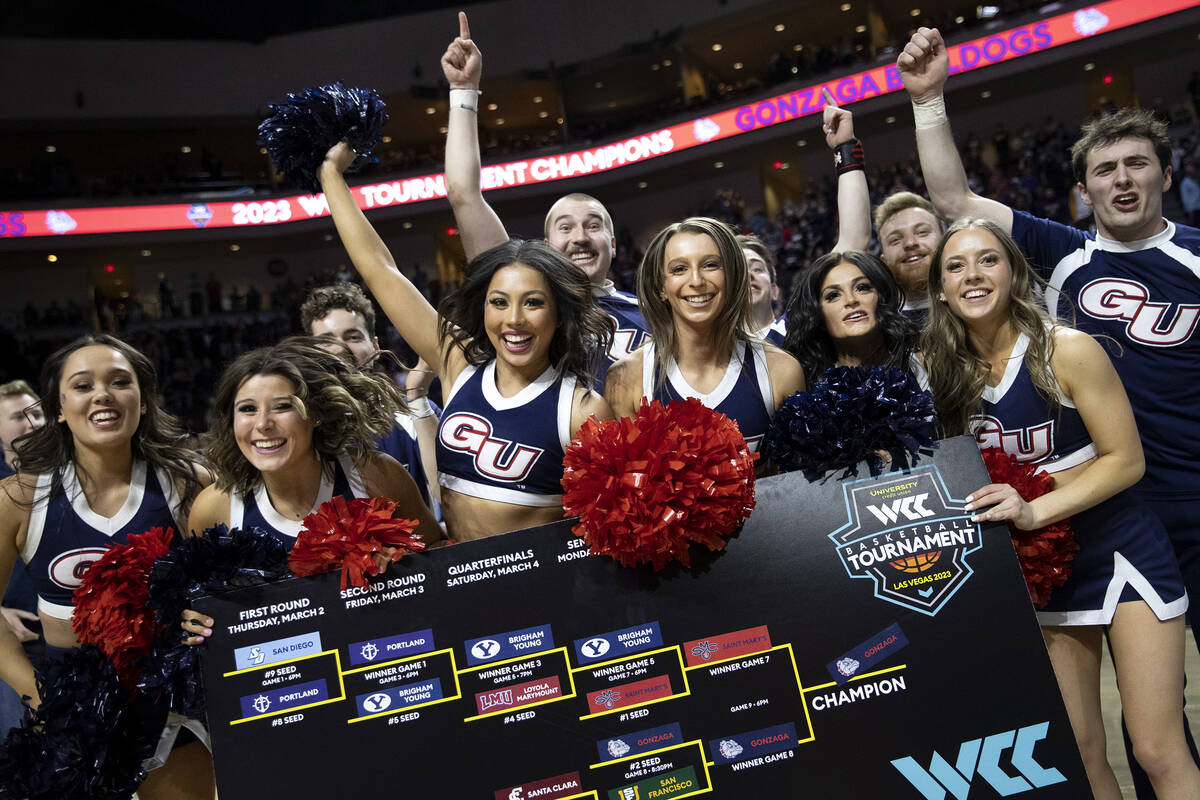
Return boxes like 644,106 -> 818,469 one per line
829,466 -> 981,616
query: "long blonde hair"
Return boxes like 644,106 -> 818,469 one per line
921,218 -> 1062,437
636,217 -> 753,390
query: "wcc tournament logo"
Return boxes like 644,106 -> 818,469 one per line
829,466 -> 981,616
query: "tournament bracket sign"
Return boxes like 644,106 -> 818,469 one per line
197,436 -> 1087,798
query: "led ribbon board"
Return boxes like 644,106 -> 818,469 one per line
2,0 -> 1194,239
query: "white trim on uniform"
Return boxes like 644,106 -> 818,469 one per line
481,362 -> 557,410
1036,551 -> 1189,626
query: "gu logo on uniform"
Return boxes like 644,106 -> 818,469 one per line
971,415 -> 1052,463
829,466 -> 981,616
47,547 -> 108,589
1078,278 -> 1199,347
439,412 -> 545,483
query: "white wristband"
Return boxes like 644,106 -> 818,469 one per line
449,88 -> 481,112
912,95 -> 948,130
406,396 -> 434,418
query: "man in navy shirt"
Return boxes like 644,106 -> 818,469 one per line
301,283 -> 440,512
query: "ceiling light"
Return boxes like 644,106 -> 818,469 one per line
230,244 -> 240,251
594,81 -> 604,89
47,254 -> 57,262
714,161 -> 725,168
796,139 -> 807,147
793,44 -> 804,52
495,118 -> 505,125
840,3 -> 852,10
980,90 -> 992,98
977,5 -> 999,19
955,15 -> 965,23
141,249 -> 152,256
180,145 -> 192,154
438,126 -> 448,134
651,63 -> 661,71
855,24 -> 867,33
425,106 -> 436,115
1083,62 -> 1095,71
259,147 -> 268,154
712,43 -> 723,52
733,62 -> 744,70
538,110 -> 549,118
533,96 -> 543,103
910,8 -> 921,16
663,59 -> 672,66
45,145 -> 56,153
487,103 -> 498,111
382,135 -> 392,143
637,181 -> 648,189
886,115 -> 896,123
402,221 -> 413,230
774,23 -> 786,32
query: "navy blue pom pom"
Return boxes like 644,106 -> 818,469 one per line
0,645 -> 162,800
763,365 -> 937,481
140,525 -> 292,718
257,81 -> 388,193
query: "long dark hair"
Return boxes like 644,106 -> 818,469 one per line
13,334 -> 201,515
783,251 -> 917,379
206,337 -> 405,496
438,239 -> 612,385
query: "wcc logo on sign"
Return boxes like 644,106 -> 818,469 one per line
829,466 -> 981,616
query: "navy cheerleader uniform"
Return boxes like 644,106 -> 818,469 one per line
595,283 -> 650,389
436,362 -> 575,507
971,331 -> 1187,626
229,454 -> 367,545
22,459 -> 183,621
641,341 -> 774,452
21,459 -> 208,766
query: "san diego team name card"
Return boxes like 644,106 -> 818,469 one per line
198,436 -> 1086,798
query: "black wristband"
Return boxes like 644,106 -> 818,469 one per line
834,138 -> 865,175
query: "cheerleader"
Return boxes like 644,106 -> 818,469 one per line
185,337 -> 440,546
0,334 -> 212,799
604,217 -> 803,454
922,219 -> 1200,800
782,250 -> 919,379
317,147 -> 614,540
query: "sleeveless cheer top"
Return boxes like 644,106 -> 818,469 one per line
229,454 -> 367,545
436,361 -> 574,508
22,460 -> 183,620
642,341 -> 774,452
970,331 -> 1096,473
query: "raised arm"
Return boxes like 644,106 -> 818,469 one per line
317,144 -> 444,371
823,90 -> 871,253
442,11 -> 509,262
897,27 -> 1012,231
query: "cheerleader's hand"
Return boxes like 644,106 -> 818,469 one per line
965,483 -> 1038,530
322,141 -> 357,174
181,609 -> 214,646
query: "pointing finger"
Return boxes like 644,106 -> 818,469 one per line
459,10 -> 471,40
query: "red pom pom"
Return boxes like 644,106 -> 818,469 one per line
72,526 -> 174,689
289,496 -> 425,589
980,448 -> 1079,608
562,398 -> 757,570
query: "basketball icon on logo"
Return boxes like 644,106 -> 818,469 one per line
889,550 -> 942,573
